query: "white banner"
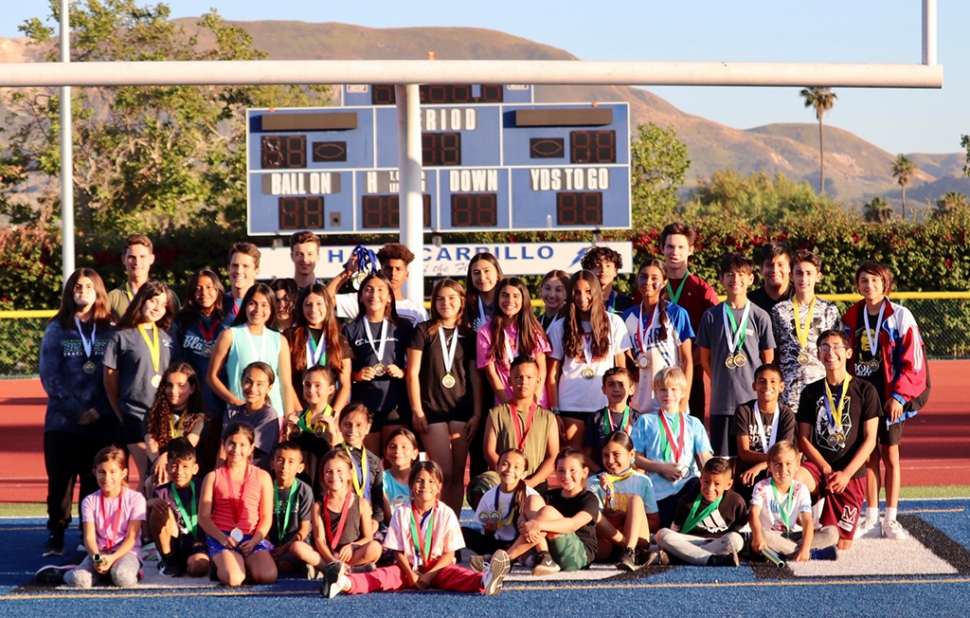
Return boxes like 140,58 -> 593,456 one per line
259,241 -> 633,280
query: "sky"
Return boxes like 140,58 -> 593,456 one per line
3,0 -> 968,155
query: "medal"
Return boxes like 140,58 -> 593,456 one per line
862,301 -> 887,358
725,355 -> 737,369
733,353 -> 747,368
831,432 -> 846,448
438,326 -> 460,390
823,375 -> 852,449
637,354 -> 650,370
198,319 -> 219,359
722,302 -> 751,372
225,465 -> 253,543
151,374 -> 162,389
658,411 -> 686,465
229,528 -> 244,543
138,323 -> 162,385
635,303 -> 670,371
75,316 -> 98,375
365,319 -> 389,375
314,426 -> 326,438
441,373 -> 456,389
797,352 -> 810,365
373,363 -> 385,376
792,297 -> 816,366
579,331 -> 598,379
582,367 -> 596,380
83,361 -> 96,374
752,402 -> 780,453
202,345 -> 213,359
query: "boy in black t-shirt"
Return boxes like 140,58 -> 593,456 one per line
654,457 -> 746,566
581,246 -> 633,316
583,367 -> 643,473
795,330 -> 879,551
269,442 -> 314,574
147,439 -> 210,577
732,363 -> 797,502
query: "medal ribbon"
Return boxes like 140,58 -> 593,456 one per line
409,504 -> 436,568
605,467 -> 635,489
752,402 -> 780,453
604,406 -> 631,435
510,402 -> 538,452
243,326 -> 268,363
137,324 -> 161,375
299,405 -> 333,434
306,330 -> 327,368
125,282 -> 135,301
770,480 -> 796,534
439,326 -> 459,375
364,319 -> 388,365
323,491 -> 353,550
493,488 -> 517,526
74,316 -> 96,361
225,465 -> 253,530
169,412 -> 187,439
635,304 -> 672,368
862,300 -> 887,356
581,332 -> 594,367
608,290 -> 617,314
792,297 -> 816,351
99,488 -> 125,551
680,492 -> 723,535
823,376 -> 852,436
353,245 -> 380,278
171,482 -> 198,539
722,302 -> 751,358
343,444 -> 369,499
658,411 -> 686,464
274,484 -> 297,544
503,329 -> 519,366
666,272 -> 689,305
198,319 -> 218,343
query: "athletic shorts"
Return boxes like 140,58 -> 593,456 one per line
878,418 -> 905,446
175,535 -> 208,565
122,414 -> 145,445
548,532 -> 590,572
801,461 -> 866,541
371,407 -> 409,431
559,410 -> 594,421
424,406 -> 474,425
206,532 -> 273,557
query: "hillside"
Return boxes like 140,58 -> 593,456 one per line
2,20 -> 966,207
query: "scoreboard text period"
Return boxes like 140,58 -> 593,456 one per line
246,85 -> 631,235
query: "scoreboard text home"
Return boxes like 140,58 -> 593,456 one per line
246,85 -> 631,235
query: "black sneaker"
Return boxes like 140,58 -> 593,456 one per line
35,564 -> 74,585
320,561 -> 345,599
531,551 -> 561,576
707,551 -> 740,567
641,549 -> 669,566
617,547 -> 638,571
469,554 -> 489,573
42,534 -> 65,557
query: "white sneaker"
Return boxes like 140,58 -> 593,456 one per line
854,517 -> 879,539
882,519 -> 908,540
482,549 -> 511,596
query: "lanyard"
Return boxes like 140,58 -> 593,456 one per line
752,402 -> 780,453
770,480 -> 796,533
581,331 -> 594,367
607,290 -> 617,314
74,316 -> 96,360
225,465 -> 253,529
439,326 -> 459,374
792,297 -> 816,350
681,492 -> 723,535
604,406 -> 631,434
666,272 -> 689,305
605,467 -> 635,488
198,319 -> 218,343
503,328 -> 518,365
323,491 -> 353,550
477,297 -> 490,328
364,319 -> 388,363
636,304 -> 673,368
722,302 -> 751,356
343,444 -> 369,499
243,326 -> 268,363
493,488 -> 517,526
169,412 -> 187,439
298,405 -> 333,433
171,482 -> 198,538
824,376 -> 852,434
862,301 -> 887,356
658,411 -> 686,464
125,282 -> 135,301
306,329 -> 327,368
99,489 -> 125,551
137,324 -> 161,375
275,484 -> 297,544
409,504 -> 436,568
510,402 -> 537,452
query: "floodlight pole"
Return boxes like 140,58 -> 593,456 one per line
922,0 -> 937,66
59,0 -> 74,281
395,84 -> 424,306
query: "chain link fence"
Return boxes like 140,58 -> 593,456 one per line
2,295 -> 969,378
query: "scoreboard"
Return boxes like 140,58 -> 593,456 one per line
246,85 -> 630,235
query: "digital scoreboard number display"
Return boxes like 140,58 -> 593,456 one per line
246,85 -> 630,235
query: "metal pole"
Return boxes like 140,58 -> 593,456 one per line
59,0 -> 74,280
395,84 -> 424,306
922,0 -> 937,66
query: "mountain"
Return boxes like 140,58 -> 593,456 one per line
2,21 -> 966,207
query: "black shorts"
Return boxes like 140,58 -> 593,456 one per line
559,410 -> 594,421
122,414 -> 144,445
878,418 -> 905,446
371,407 -> 410,431
425,407 -> 474,425
175,535 -> 208,566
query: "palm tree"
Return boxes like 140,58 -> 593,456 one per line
891,155 -> 918,220
935,191 -> 969,218
800,87 -> 837,194
863,196 -> 893,223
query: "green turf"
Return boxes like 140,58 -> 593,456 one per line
0,504 -> 77,518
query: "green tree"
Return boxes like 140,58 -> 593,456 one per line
2,0 -> 329,234
629,122 -> 690,227
962,134 -> 970,177
935,191 -> 969,218
800,87 -> 837,194
863,195 -> 893,224
891,154 -> 918,220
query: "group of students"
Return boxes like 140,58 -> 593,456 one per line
37,222 -> 928,594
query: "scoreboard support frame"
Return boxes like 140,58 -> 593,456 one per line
396,84 -> 425,305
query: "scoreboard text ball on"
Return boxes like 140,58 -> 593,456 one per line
246,85 -> 631,236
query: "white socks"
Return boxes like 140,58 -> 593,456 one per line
886,507 -> 898,522
866,507 -> 880,525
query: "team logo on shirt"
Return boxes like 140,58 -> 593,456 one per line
693,509 -> 730,534
812,395 -> 852,452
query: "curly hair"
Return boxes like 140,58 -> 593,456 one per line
145,362 -> 207,451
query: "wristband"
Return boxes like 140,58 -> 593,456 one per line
551,407 -> 560,416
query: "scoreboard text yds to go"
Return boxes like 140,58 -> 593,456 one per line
245,84 -> 631,236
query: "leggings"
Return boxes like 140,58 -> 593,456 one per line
64,552 -> 141,588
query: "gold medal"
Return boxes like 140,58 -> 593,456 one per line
797,352 -> 810,365
830,432 -> 846,448
82,361 -> 96,374
289,425 -> 303,439
314,425 -> 326,439
441,373 -> 456,389
582,367 -> 596,380
151,374 -> 162,389
725,355 -> 737,369
733,353 -> 747,368
373,363 -> 385,376
637,355 -> 650,370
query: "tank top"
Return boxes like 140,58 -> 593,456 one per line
227,325 -> 284,417
211,465 -> 262,534
382,469 -> 410,517
323,493 -> 362,548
